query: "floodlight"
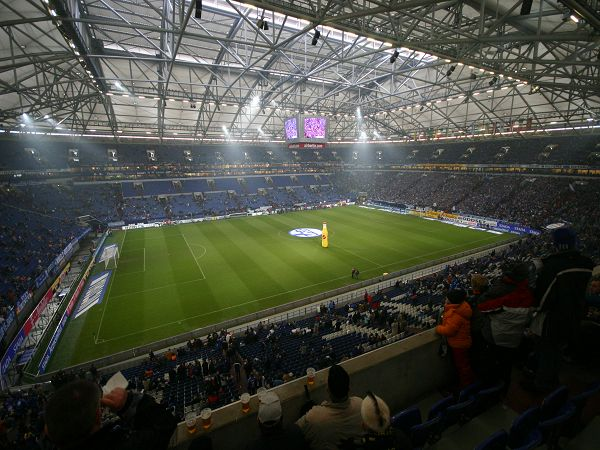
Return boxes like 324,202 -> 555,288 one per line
311,30 -> 321,46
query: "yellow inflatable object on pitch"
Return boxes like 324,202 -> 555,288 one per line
321,222 -> 329,248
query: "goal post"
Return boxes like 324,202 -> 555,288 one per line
98,244 -> 120,269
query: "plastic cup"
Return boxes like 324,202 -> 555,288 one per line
185,411 -> 197,434
306,367 -> 316,385
241,392 -> 251,413
200,408 -> 212,430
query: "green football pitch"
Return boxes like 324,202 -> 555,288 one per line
45,206 -> 514,370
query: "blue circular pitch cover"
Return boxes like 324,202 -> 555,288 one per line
288,228 -> 322,238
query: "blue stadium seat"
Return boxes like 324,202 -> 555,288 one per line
427,394 -> 455,421
391,406 -> 421,434
507,407 -> 542,450
474,429 -> 508,450
473,381 -> 505,416
409,415 -> 442,448
539,385 -> 569,422
539,401 -> 576,449
563,380 -> 600,437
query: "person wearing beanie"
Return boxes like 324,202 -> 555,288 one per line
339,392 -> 411,450
435,289 -> 475,387
527,228 -> 594,392
296,364 -> 363,450
246,391 -> 308,450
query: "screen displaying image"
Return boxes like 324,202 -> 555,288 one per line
303,117 -> 327,139
284,117 -> 298,140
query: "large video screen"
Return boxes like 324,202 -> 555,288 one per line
303,117 -> 327,139
284,117 -> 298,140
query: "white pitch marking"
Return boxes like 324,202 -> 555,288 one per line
180,231 -> 206,280
95,230 -> 127,343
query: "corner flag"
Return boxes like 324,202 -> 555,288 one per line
322,222 -> 329,248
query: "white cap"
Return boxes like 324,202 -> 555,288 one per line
258,391 -> 282,425
361,393 -> 390,433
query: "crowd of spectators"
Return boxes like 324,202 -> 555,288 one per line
1,166 -> 600,449
331,172 -> 600,260
1,232 -> 598,449
0,186 -> 85,320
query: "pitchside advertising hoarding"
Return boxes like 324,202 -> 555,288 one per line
0,260 -> 73,379
38,234 -> 108,374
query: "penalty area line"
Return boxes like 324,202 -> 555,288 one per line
180,231 -> 206,280
94,229 -> 127,344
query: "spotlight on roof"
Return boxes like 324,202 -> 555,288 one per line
446,65 -> 456,77
311,29 -> 321,46
256,18 -> 268,30
389,50 -> 399,64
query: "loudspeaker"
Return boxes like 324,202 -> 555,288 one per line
520,0 -> 533,15
195,0 -> 202,19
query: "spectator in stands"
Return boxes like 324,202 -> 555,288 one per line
296,364 -> 363,450
477,262 -> 534,390
528,228 -> 594,392
340,391 -> 411,449
467,274 -> 489,377
44,379 -> 177,450
587,274 -> 600,308
570,273 -> 600,363
435,289 -> 475,388
246,391 -> 308,450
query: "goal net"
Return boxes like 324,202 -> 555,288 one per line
98,244 -> 120,269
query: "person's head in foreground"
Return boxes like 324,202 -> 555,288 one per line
361,392 -> 390,434
258,391 -> 283,433
328,364 -> 350,402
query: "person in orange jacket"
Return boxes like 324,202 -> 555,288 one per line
436,289 -> 475,387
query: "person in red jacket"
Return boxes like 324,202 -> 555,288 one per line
436,289 -> 474,388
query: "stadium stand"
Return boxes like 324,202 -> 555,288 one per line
2,136 -> 599,172
2,135 -> 600,449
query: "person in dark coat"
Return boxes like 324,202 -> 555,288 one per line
44,379 -> 177,450
467,274 -> 490,378
530,228 -> 594,391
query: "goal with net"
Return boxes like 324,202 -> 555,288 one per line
98,244 -> 120,269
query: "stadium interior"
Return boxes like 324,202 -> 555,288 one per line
1,0 -> 600,449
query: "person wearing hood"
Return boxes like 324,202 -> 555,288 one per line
477,262 -> 535,390
435,289 -> 474,387
529,228 -> 594,392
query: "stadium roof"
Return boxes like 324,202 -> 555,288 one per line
1,0 -> 599,142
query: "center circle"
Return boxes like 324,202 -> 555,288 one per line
288,228 -> 322,238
